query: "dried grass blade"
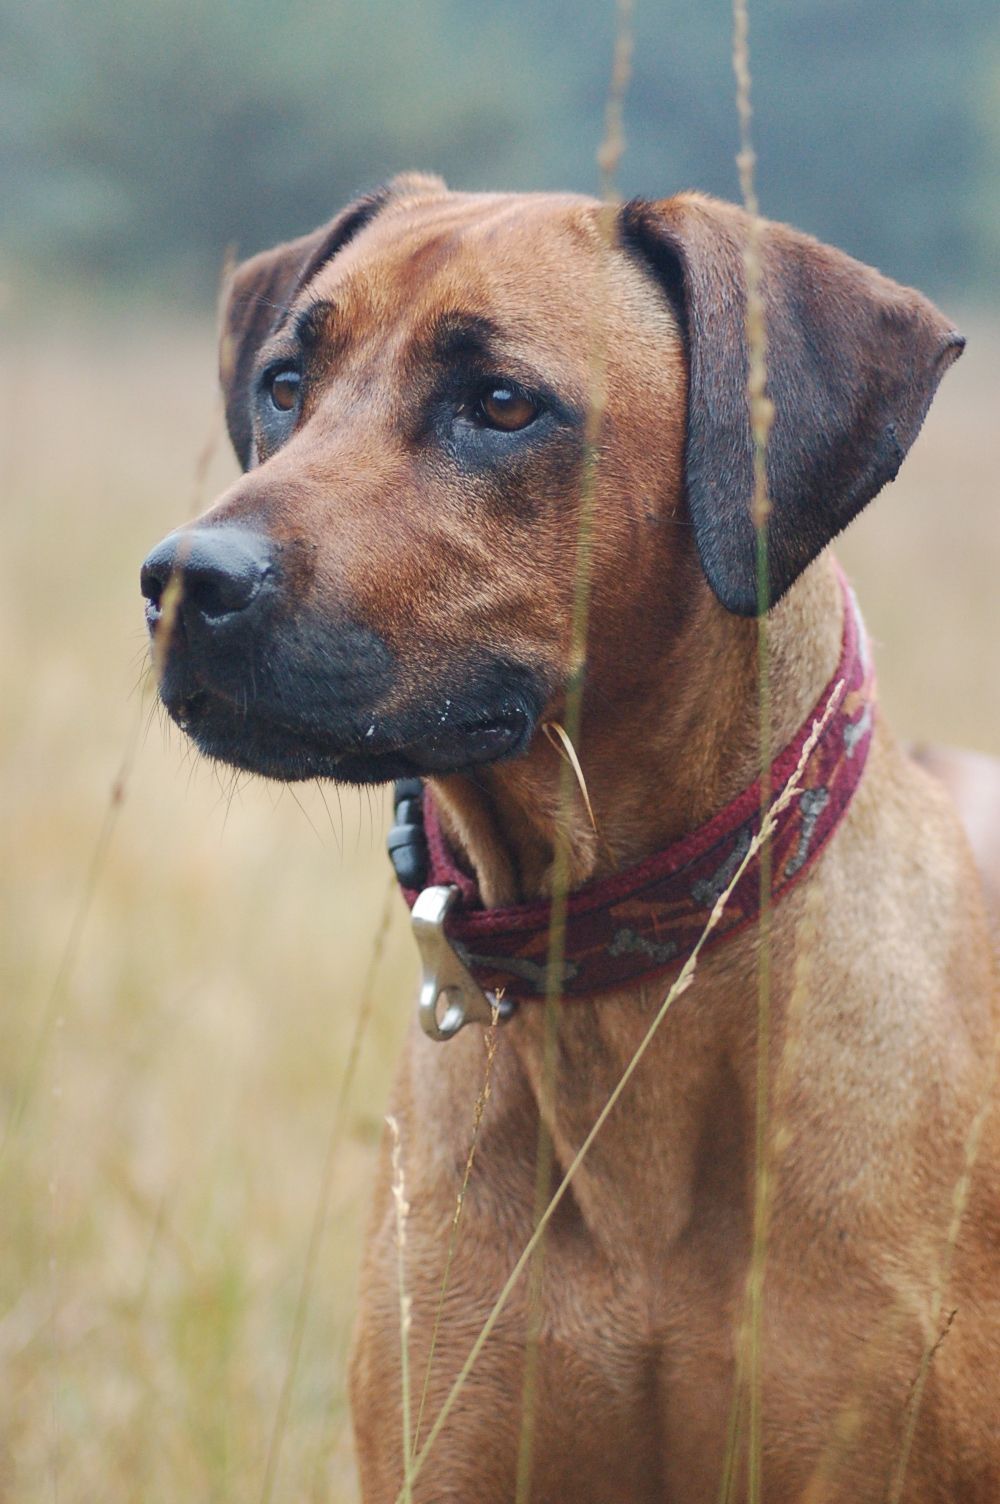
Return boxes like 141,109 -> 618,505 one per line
400,682 -> 843,1502
887,1025 -> 1000,1503
412,1004 -> 502,1454
543,721 -> 598,835
259,872 -> 396,1504
731,1 -> 776,1496
512,6 -> 635,1498
387,1116 -> 415,1504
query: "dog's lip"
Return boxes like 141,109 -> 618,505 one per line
163,686 -> 534,780
390,706 -> 528,770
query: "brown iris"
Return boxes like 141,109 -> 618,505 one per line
269,369 -> 301,412
477,384 -> 539,431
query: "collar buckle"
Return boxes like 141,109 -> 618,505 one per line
412,885 -> 514,1042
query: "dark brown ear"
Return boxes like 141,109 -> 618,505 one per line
218,173 -> 446,469
621,192 -> 965,615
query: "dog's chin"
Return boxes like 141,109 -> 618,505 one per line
163,687 -> 537,784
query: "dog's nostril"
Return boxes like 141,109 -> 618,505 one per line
140,528 -> 274,623
139,559 -> 166,611
185,558 -> 262,618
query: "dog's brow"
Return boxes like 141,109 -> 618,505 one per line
429,313 -> 503,366
293,300 -> 335,350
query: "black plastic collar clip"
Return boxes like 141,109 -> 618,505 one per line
387,778 -> 429,890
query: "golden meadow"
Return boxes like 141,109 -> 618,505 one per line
2,309 -> 998,1501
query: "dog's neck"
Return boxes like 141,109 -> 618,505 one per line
431,556 -> 844,908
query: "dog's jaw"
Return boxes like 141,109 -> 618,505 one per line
428,559 -> 844,908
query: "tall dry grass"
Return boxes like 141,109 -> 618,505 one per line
1,317 -> 417,1502
2,304 -> 998,1502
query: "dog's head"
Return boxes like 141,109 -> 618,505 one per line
141,174 -> 962,784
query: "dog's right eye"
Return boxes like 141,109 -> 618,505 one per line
267,369 -> 301,413
471,382 -> 540,432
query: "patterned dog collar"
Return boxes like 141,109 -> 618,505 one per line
388,577 -> 875,1005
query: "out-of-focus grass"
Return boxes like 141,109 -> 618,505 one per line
1,316 -> 417,1502
1,309 -> 997,1502
836,315 -> 1000,755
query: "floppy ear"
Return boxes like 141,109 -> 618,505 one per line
218,173 -> 446,469
621,193 -> 965,615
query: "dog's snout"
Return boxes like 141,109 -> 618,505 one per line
141,528 -> 274,623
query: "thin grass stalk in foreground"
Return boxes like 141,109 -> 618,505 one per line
542,721 -> 598,836
4,302 -> 230,1166
399,682 -> 844,1504
185,246 -> 235,517
718,875 -> 820,1504
887,1023 -> 1000,1503
259,871 -> 397,1504
800,1304 -> 910,1503
513,8 -> 634,1499
151,244 -> 234,698
513,959 -> 558,1504
717,1365 -> 747,1504
802,1017 -> 1000,1501
412,1004 -> 502,1454
0,697 -> 142,1171
515,384 -> 616,1499
21,262 -> 265,1488
732,1 -> 776,1496
387,1116 -> 415,1504
47,922 -> 66,1503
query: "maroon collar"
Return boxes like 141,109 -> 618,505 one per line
391,577 -> 875,1003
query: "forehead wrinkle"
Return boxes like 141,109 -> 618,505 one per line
371,192 -> 541,246
311,196 -> 578,315
311,193 -> 575,320
306,241 -> 493,377
423,311 -> 503,368
376,189 -> 596,239
295,196 -> 633,399
303,190 -> 605,313
293,297 -> 337,350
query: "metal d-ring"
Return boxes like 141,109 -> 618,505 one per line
412,885 -> 514,1042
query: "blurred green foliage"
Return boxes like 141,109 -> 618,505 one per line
2,0 -> 998,302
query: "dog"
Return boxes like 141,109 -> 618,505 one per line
141,174 -> 1000,1502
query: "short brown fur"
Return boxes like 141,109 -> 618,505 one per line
181,179 -> 1000,1500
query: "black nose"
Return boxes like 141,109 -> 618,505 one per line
141,528 -> 274,623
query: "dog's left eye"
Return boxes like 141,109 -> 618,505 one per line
469,382 -> 540,432
268,368 -> 301,413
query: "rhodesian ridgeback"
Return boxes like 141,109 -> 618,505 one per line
141,174 -> 1000,1502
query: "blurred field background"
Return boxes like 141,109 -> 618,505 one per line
2,2 -> 999,1501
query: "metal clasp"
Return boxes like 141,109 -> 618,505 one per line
412,885 -> 514,1042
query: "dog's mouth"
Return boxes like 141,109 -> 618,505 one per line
144,559 -> 548,784
163,681 -> 537,784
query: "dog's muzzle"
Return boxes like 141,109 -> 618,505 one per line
140,525 -> 546,784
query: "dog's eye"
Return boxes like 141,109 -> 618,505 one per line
268,368 -> 301,413
473,383 -> 540,432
